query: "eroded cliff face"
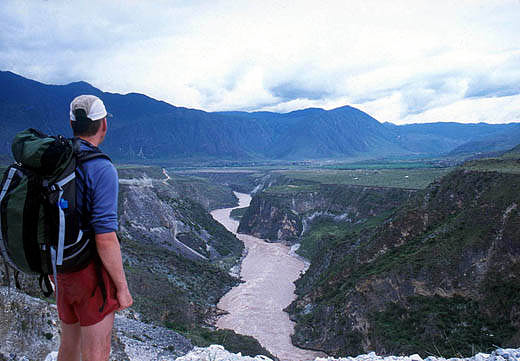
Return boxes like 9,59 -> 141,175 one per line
287,170 -> 520,357
115,172 -> 244,332
118,177 -> 243,264
238,185 -> 414,244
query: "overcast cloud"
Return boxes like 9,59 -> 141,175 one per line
1,0 -> 519,124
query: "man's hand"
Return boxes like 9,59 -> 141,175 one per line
116,287 -> 133,311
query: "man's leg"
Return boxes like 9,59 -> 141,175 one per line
80,312 -> 115,361
58,321 -> 81,361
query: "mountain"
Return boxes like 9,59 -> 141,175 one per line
447,124 -> 520,156
383,122 -> 520,156
2,70 -> 520,161
503,144 -> 520,158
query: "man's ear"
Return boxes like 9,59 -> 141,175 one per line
102,118 -> 107,132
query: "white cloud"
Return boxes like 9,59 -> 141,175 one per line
399,94 -> 520,124
1,0 -> 519,123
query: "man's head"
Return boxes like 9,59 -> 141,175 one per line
70,95 -> 110,139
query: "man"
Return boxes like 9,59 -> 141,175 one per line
54,95 -> 132,361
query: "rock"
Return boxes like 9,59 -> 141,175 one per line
492,348 -> 520,360
309,349 -> 520,361
174,345 -> 274,361
0,286 -> 60,361
474,353 -> 491,361
44,352 -> 57,361
489,356 -> 507,361
113,313 -> 193,360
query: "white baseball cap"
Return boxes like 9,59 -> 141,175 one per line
70,95 -> 112,121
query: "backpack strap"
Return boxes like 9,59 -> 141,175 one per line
39,274 -> 53,298
72,137 -> 112,164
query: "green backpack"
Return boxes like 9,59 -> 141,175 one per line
0,128 -> 109,296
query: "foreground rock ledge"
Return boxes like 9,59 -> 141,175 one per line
2,286 -> 518,361
174,346 -> 520,361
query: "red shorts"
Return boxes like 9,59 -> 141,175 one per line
52,262 -> 119,326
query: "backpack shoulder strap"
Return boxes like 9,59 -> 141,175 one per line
78,151 -> 111,164
72,138 -> 112,164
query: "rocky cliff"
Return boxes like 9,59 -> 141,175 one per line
287,169 -> 520,357
238,184 -> 415,244
118,178 -> 242,264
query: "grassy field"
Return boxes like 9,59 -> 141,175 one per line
169,160 -> 454,193
461,158 -> 520,174
271,168 -> 452,190
321,159 -> 450,170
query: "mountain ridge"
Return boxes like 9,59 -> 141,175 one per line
2,70 -> 519,161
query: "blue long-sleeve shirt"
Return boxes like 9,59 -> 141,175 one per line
75,140 -> 118,234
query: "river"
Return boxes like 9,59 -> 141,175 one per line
210,192 -> 325,361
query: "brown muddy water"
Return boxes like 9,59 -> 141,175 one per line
210,192 -> 325,361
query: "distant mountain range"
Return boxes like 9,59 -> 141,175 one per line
1,70 -> 519,162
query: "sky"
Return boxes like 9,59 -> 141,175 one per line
1,0 -> 519,125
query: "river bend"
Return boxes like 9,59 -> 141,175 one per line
210,192 -> 324,361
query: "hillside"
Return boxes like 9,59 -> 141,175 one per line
384,122 -> 518,156
447,124 -> 520,157
238,183 -> 415,244
285,168 -> 520,357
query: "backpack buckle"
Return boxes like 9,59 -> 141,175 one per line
43,184 -> 59,193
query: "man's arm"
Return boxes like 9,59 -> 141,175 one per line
95,232 -> 133,311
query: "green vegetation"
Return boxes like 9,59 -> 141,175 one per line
264,184 -> 320,194
117,165 -> 238,210
297,220 -> 349,260
168,174 -> 238,210
461,158 -> 520,174
323,160 -> 447,170
371,295 -> 516,357
176,328 -> 276,360
298,212 -> 393,260
230,207 -> 248,221
117,164 -> 166,179
121,237 -> 236,327
271,168 -> 451,190
174,160 -> 454,195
